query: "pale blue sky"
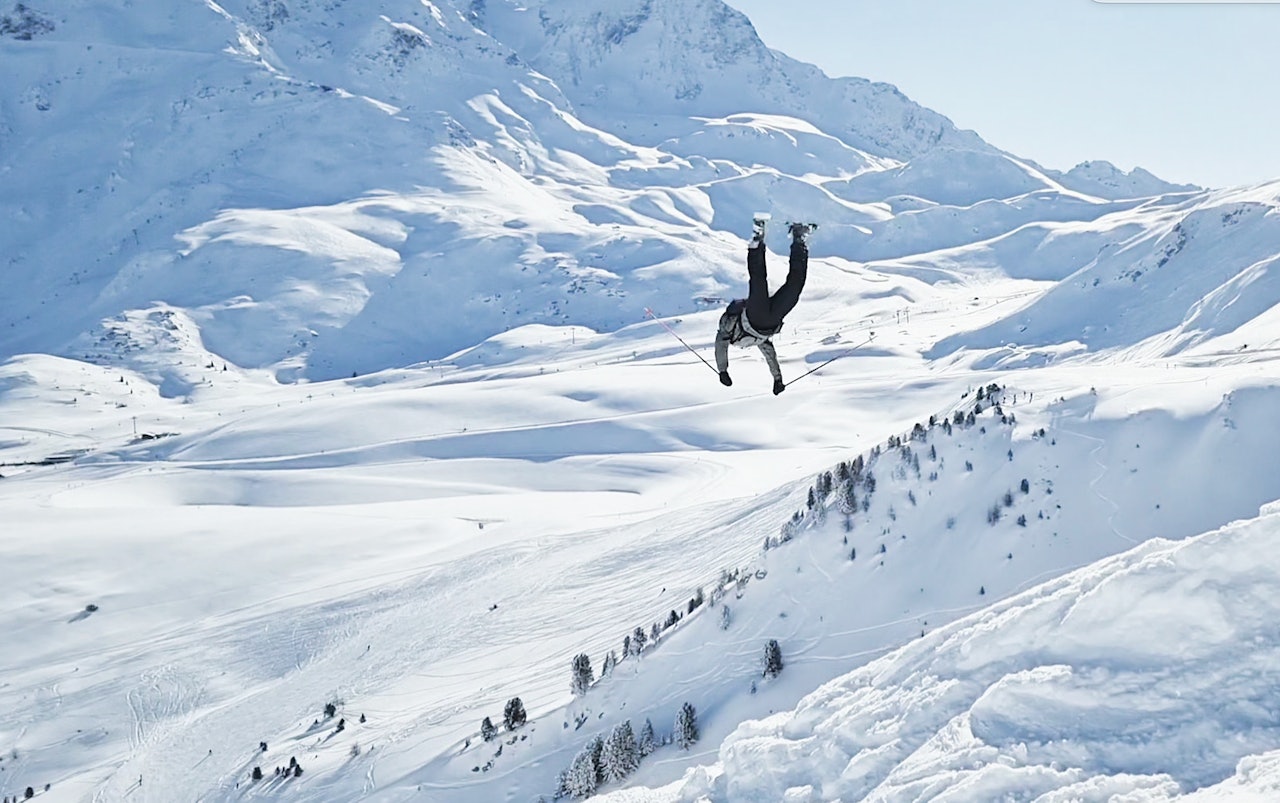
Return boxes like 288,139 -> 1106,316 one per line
727,0 -> 1280,188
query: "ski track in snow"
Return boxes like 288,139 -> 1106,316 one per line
1061,426 -> 1141,548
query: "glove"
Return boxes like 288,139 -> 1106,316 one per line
719,371 -> 733,387
773,379 -> 786,395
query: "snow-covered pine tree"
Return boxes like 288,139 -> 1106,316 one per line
503,697 -> 527,730
675,702 -> 699,749
632,625 -> 648,654
480,716 -> 497,742
763,639 -> 784,678
571,653 -> 594,696
839,481 -> 857,515
554,767 -> 572,800
588,734 -> 605,785
651,622 -> 661,643
623,633 -> 632,657
601,720 -> 640,782
719,604 -> 731,630
563,744 -> 598,798
688,586 -> 705,612
638,718 -> 656,757
601,650 -> 617,677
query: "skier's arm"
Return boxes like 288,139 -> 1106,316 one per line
714,316 -> 731,375
758,340 -> 783,383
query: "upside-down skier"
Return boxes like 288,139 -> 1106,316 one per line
714,215 -> 814,395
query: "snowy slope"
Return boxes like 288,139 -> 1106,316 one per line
6,280 -> 1280,801
599,500 -> 1280,802
929,183 -> 1280,360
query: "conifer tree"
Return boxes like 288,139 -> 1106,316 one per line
554,767 -> 572,799
632,625 -> 648,654
481,716 -> 497,742
675,702 -> 699,749
564,744 -> 598,798
763,639 -> 784,678
571,653 -> 594,696
839,481 -> 857,515
588,734 -> 605,785
601,720 -> 640,782
503,697 -> 527,730
638,717 -> 657,757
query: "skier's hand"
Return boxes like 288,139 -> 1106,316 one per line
719,371 -> 733,387
773,379 -> 785,395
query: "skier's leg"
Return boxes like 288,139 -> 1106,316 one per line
744,242 -> 772,330
766,237 -> 808,322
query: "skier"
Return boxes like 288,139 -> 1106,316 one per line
715,215 -> 814,395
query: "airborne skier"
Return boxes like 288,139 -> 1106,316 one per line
715,215 -> 814,395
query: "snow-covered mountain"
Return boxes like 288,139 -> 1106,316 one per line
2,0 -> 1205,382
3,1 -> 1280,802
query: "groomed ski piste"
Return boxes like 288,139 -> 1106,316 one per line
4,1 -> 1280,801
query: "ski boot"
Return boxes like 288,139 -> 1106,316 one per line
751,212 -> 771,246
787,222 -> 817,244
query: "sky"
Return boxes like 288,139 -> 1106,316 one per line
727,0 -> 1280,189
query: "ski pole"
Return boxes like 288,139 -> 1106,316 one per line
643,307 -> 719,374
784,331 -> 876,388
